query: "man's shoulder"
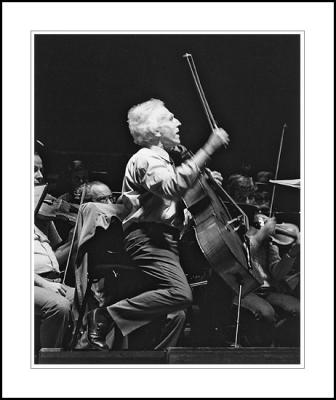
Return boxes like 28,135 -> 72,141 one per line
127,148 -> 149,166
128,147 -> 166,166
131,147 -> 156,158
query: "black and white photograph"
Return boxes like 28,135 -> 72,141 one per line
3,3 -> 334,399
33,32 -> 302,364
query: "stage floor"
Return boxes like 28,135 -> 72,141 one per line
37,347 -> 300,365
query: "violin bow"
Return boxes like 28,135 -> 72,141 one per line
269,123 -> 287,217
62,183 -> 87,285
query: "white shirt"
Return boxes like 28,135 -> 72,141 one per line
34,225 -> 60,275
121,146 -> 200,231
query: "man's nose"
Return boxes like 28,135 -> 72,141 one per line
36,170 -> 43,180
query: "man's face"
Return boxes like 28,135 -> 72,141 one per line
34,154 -> 44,185
152,106 -> 181,149
71,170 -> 88,190
91,184 -> 113,204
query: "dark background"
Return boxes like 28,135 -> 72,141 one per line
35,34 -> 300,212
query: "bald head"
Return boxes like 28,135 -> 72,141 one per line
87,181 -> 113,204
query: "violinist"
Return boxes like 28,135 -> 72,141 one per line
34,152 -> 74,350
86,98 -> 230,350
35,154 -> 79,228
254,170 -> 273,212
34,153 -> 63,244
50,160 -> 89,241
226,173 -> 257,205
234,212 -> 300,347
34,152 -> 44,185
57,159 -> 89,204
86,180 -> 115,204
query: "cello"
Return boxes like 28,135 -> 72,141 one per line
181,53 -> 264,298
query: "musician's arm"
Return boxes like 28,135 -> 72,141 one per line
54,241 -> 71,268
137,154 -> 201,200
268,241 -> 299,281
135,128 -> 229,199
34,273 -> 66,296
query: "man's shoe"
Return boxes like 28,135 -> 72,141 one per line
87,308 -> 114,350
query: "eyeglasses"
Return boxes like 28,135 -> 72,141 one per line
94,195 -> 115,203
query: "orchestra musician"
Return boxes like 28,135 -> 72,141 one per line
82,180 -> 121,308
57,159 -> 89,204
34,152 -> 74,350
236,213 -> 300,346
224,169 -> 301,347
49,160 -> 89,242
85,180 -> 115,204
86,98 -> 230,350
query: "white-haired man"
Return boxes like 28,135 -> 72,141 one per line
86,180 -> 115,204
87,98 -> 229,350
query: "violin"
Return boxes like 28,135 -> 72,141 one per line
255,119 -> 300,247
254,213 -> 299,246
37,192 -> 79,224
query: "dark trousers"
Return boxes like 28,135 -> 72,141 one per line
234,290 -> 300,346
107,223 -> 193,348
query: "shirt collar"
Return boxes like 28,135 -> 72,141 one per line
149,146 -> 173,163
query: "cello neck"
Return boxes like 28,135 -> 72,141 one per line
205,168 -> 250,230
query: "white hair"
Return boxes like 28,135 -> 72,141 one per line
86,181 -> 111,201
127,98 -> 164,147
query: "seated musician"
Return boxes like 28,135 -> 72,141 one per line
226,173 -> 257,205
57,159 -> 89,204
85,180 -> 115,204
85,98 -> 230,350
225,169 -> 301,347
254,170 -> 273,212
50,160 -> 89,241
34,152 -> 75,350
236,214 -> 300,346
83,180 -> 121,307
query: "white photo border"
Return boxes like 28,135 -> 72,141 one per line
3,3 -> 334,398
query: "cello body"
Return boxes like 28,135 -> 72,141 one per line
183,172 -> 264,297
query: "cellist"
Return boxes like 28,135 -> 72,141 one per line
85,98 -> 230,351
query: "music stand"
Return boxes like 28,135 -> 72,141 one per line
34,183 -> 48,216
269,179 -> 300,189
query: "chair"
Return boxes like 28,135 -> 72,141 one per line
69,218 -> 138,350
